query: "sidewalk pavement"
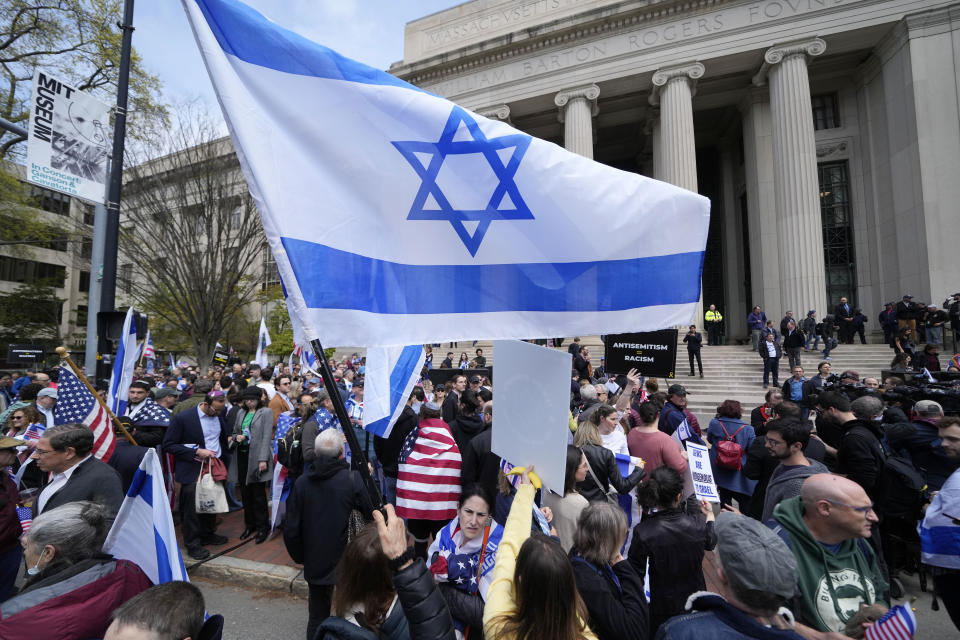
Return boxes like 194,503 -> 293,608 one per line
178,508 -> 308,597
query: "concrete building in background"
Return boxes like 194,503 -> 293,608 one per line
0,165 -> 92,358
391,0 -> 960,339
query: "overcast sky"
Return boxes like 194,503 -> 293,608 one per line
136,1 -> 461,116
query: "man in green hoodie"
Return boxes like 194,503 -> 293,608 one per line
769,474 -> 889,633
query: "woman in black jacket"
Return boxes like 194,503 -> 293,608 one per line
628,467 -> 716,637
373,504 -> 456,640
570,502 -> 648,640
573,420 -> 644,503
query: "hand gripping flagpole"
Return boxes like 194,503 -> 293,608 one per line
308,339 -> 383,511
55,346 -> 139,446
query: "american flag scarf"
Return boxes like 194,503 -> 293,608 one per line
396,418 -> 461,521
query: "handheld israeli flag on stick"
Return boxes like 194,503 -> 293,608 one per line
102,448 -> 188,583
254,317 -> 271,368
182,0 -> 710,348
107,306 -> 139,416
364,345 -> 425,439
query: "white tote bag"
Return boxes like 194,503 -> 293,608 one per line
195,459 -> 228,514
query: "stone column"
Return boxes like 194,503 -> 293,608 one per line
554,84 -> 599,158
476,104 -> 512,125
644,109 -> 662,181
754,38 -> 827,318
650,62 -> 704,192
650,62 -> 704,326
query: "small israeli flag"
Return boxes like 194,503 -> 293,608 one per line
364,345 -> 425,439
102,449 -> 188,583
107,306 -> 139,416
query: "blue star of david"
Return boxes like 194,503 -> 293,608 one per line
392,106 -> 534,256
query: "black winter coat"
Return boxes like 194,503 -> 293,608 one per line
283,457 -> 372,585
628,509 -> 716,620
837,419 -> 886,505
375,405 -> 418,478
394,559 -> 457,640
318,559 -> 456,640
447,413 -> 486,457
577,444 -> 644,503
460,428 -> 501,502
571,556 -> 648,640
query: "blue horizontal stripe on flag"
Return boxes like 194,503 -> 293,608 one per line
194,0 -> 419,92
281,237 -> 703,314
921,525 -> 960,556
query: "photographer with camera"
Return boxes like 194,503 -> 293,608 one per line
944,293 -> 960,348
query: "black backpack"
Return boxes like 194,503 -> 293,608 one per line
276,422 -> 304,475
879,437 -> 926,520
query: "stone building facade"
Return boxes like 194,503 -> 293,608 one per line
391,0 -> 960,338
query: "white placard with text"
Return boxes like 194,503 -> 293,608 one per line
685,441 -> 720,503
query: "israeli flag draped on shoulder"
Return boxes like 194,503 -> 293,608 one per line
183,0 -> 710,347
108,306 -> 139,416
102,448 -> 188,584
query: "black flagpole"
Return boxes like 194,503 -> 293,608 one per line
309,338 -> 384,511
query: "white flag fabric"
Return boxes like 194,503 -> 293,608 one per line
364,345 -> 425,439
107,306 -> 139,416
254,316 -> 271,368
184,0 -> 710,347
102,449 -> 188,583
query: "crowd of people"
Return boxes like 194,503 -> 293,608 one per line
0,331 -> 958,639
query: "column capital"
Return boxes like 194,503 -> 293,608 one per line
649,62 -> 704,105
475,103 -> 511,122
554,84 -> 599,122
753,38 -> 826,86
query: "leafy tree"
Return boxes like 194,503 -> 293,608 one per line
0,279 -> 64,346
256,284 -> 294,359
118,106 -> 265,367
0,0 -> 168,159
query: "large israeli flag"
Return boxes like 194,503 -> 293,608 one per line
184,0 -> 710,347
107,306 -> 139,416
102,448 -> 188,583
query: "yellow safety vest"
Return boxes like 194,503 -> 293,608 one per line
705,310 -> 723,322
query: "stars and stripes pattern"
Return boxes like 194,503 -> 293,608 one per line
16,506 -> 32,533
54,363 -> 116,461
396,418 -> 461,521
864,604 -> 917,640
143,330 -> 155,360
270,412 -> 298,532
127,398 -> 170,427
22,423 -> 45,441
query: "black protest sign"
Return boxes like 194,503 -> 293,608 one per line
7,344 -> 44,362
603,330 -> 678,378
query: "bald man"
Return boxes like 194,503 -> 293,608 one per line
768,474 -> 889,633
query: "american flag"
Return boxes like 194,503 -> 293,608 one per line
864,604 -> 917,640
270,412 -> 298,532
273,412 -> 299,456
54,364 -> 116,461
142,330 -> 155,360
396,418 -> 461,521
16,506 -> 32,533
22,423 -> 45,441
127,398 -> 170,427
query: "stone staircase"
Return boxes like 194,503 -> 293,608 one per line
664,342 -> 894,420
333,338 -> 896,422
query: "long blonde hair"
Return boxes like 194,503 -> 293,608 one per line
572,418 -> 602,448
